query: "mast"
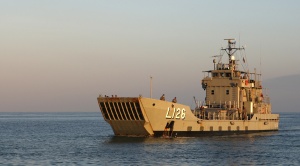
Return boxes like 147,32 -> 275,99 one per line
221,39 -> 244,71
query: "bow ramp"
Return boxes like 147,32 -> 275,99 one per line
97,97 -> 154,136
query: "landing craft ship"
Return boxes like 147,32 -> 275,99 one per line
97,39 -> 279,137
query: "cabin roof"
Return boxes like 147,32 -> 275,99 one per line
203,70 -> 247,74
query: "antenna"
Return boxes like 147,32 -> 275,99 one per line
239,33 -> 241,49
150,76 -> 152,98
260,44 -> 262,82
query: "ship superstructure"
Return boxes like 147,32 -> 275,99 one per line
97,39 -> 279,137
201,39 -> 271,121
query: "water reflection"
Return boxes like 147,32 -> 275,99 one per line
107,136 -> 147,144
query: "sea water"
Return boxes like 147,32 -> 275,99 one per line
0,112 -> 299,165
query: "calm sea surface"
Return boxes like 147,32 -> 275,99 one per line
0,112 -> 299,166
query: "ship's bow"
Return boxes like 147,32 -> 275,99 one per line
97,96 -> 154,136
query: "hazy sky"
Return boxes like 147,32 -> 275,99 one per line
1,0 -> 300,112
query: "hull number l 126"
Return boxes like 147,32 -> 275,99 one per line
165,107 -> 186,119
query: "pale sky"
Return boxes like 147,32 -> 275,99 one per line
1,0 -> 300,112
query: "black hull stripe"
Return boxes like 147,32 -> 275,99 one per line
154,130 -> 279,137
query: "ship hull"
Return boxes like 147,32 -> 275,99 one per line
97,97 -> 279,137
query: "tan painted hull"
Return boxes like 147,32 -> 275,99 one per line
97,97 -> 279,137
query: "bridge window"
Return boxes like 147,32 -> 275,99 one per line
211,90 -> 214,95
226,90 -> 229,95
